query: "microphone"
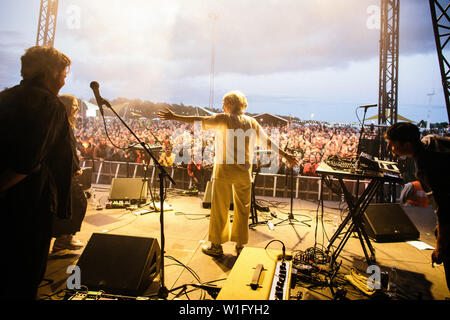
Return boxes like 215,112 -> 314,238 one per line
358,104 -> 377,109
90,81 -> 105,116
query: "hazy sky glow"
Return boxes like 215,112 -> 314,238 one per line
0,0 -> 448,123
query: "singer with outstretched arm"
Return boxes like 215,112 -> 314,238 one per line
157,91 -> 298,257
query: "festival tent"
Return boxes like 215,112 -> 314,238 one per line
366,111 -> 416,123
252,113 -> 289,126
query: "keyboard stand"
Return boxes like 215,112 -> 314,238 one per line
323,176 -> 381,266
316,161 -> 402,267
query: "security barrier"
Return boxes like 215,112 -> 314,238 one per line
81,159 -> 398,201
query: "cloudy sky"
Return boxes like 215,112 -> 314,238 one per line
0,0 -> 448,123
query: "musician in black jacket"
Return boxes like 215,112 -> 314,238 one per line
386,122 -> 450,291
0,46 -> 73,299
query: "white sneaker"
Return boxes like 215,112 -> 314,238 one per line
201,243 -> 223,257
52,235 -> 84,253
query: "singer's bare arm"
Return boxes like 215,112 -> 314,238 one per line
0,168 -> 27,192
270,141 -> 298,168
157,108 -> 208,124
256,124 -> 299,167
158,108 -> 299,167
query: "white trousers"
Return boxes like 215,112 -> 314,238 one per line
208,175 -> 251,245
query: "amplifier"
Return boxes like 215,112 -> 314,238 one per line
217,247 -> 292,300
109,178 -> 148,202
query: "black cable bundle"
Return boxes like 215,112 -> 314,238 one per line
293,246 -> 330,266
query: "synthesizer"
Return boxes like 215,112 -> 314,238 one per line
319,155 -> 402,183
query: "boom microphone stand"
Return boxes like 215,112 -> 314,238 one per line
90,81 -> 176,299
355,104 -> 376,198
356,104 -> 378,160
274,162 -> 310,228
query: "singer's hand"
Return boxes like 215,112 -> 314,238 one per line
157,108 -> 176,121
283,153 -> 299,168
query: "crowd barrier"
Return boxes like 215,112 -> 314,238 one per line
80,159 -> 400,202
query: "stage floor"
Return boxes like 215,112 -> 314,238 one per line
37,185 -> 449,300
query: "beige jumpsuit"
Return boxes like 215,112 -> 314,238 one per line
202,113 -> 268,245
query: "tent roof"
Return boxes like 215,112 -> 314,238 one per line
196,106 -> 216,115
252,113 -> 288,123
366,111 -> 415,123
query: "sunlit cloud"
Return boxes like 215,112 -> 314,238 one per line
0,0 -> 446,123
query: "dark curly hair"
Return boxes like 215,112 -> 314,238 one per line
385,122 -> 421,146
21,46 -> 71,81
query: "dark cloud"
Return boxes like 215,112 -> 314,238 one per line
399,0 -> 437,55
0,0 -> 438,106
0,49 -> 21,88
0,30 -> 29,88
51,0 -> 436,83
167,0 -> 435,77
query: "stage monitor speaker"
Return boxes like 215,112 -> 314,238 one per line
76,233 -> 160,296
202,181 -> 234,210
109,178 -> 148,201
362,203 -> 419,242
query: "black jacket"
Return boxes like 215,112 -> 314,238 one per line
0,79 -> 73,219
414,135 -> 450,225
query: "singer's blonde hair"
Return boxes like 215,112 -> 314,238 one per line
59,94 -> 78,128
222,91 -> 248,115
21,46 -> 71,81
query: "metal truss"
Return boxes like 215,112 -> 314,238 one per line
36,0 -> 59,47
378,0 -> 400,130
429,0 -> 450,122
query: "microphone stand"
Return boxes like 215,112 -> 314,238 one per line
274,166 -> 310,228
356,106 -> 370,159
248,158 -> 267,228
274,147 -> 310,228
248,149 -> 280,228
91,83 -> 175,300
355,106 -> 370,198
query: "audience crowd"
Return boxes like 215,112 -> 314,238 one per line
74,115 -> 448,176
